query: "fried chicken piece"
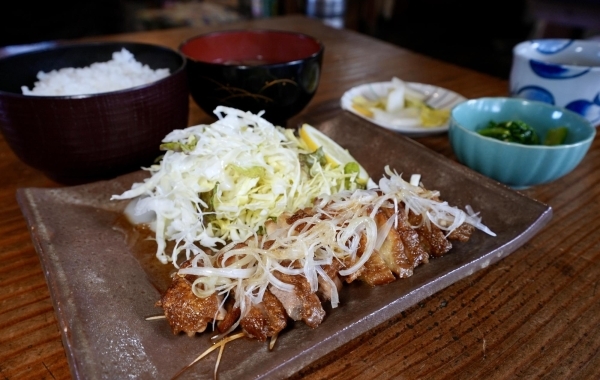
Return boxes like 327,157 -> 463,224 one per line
217,297 -> 241,334
156,275 -> 224,336
448,223 -> 475,242
317,260 -> 344,301
374,208 -> 429,278
408,212 -> 453,258
157,193 -> 480,340
360,250 -> 397,286
341,232 -> 396,286
374,210 -> 408,276
286,207 -> 317,233
269,272 -> 326,328
341,233 -> 367,284
393,211 -> 430,272
240,291 -> 288,341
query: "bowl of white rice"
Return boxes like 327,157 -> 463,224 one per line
0,41 -> 188,184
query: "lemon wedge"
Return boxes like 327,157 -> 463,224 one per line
299,123 -> 369,185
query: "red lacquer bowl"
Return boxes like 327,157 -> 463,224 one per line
180,29 -> 323,126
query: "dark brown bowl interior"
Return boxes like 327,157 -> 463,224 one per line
179,30 -> 323,126
0,42 -> 189,184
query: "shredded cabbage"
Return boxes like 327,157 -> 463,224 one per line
111,107 -> 496,328
177,166 -> 496,326
111,106 -> 363,265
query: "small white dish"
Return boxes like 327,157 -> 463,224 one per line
341,81 -> 467,137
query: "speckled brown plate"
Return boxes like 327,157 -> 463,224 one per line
17,112 -> 552,380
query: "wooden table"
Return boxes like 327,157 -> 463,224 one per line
1,15 -> 599,379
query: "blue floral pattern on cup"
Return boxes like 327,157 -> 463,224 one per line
530,60 -> 590,79
533,39 -> 573,54
565,93 -> 600,126
515,85 -> 555,104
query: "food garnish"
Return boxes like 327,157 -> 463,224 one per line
299,123 -> 369,186
351,77 -> 451,128
154,165 -> 495,337
112,106 -> 367,266
170,332 -> 245,380
477,120 -> 568,145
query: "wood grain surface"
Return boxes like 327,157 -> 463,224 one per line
1,15 -> 599,379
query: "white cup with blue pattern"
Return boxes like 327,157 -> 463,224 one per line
509,39 -> 600,127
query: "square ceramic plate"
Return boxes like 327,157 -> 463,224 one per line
17,112 -> 552,380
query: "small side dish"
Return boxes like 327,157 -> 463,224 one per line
351,77 -> 450,127
341,77 -> 466,136
477,120 -> 568,146
449,97 -> 596,188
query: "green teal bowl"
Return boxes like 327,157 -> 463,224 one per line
449,97 -> 596,189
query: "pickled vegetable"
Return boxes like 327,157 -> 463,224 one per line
477,120 -> 539,145
543,126 -> 568,146
350,78 -> 451,128
478,121 -> 569,146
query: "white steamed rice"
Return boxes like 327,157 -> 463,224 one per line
21,48 -> 170,96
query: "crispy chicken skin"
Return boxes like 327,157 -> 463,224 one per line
270,272 -> 326,328
317,260 -> 344,300
448,223 -> 475,242
374,207 -> 430,278
216,297 -> 241,334
342,233 -> 396,286
240,290 -> 288,341
156,275 -> 223,336
157,202 -> 475,338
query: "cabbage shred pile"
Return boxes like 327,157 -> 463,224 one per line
112,106 -> 364,265
179,166 -> 495,318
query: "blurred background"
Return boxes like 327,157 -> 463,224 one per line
2,0 -> 600,79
